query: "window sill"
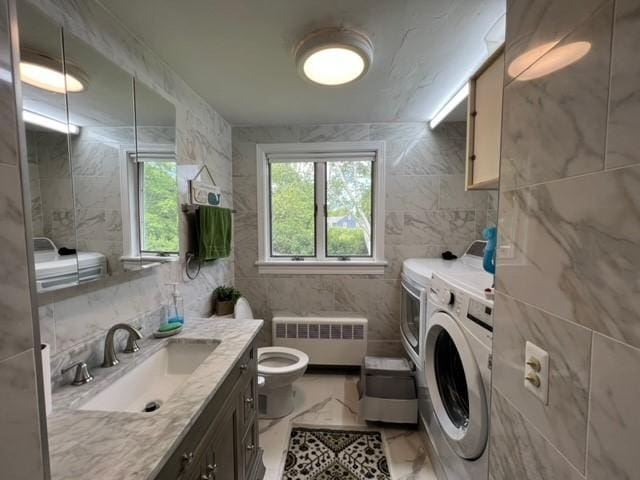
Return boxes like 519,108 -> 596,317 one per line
120,255 -> 179,271
255,260 -> 387,275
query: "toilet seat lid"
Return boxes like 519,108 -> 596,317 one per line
257,347 -> 309,375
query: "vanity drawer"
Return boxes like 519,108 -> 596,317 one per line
241,375 -> 256,429
241,421 -> 259,478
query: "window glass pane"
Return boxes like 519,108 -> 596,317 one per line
270,162 -> 315,256
141,160 -> 179,253
326,160 -> 372,257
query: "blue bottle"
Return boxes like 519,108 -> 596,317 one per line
482,226 -> 497,275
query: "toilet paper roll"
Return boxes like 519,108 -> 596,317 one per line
41,344 -> 52,416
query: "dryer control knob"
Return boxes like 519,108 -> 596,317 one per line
439,289 -> 454,305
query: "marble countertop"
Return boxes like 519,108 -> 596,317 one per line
47,317 -> 263,480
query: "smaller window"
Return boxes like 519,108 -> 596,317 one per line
122,150 -> 179,258
138,157 -> 179,254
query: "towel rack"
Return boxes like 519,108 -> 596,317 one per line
181,204 -> 236,214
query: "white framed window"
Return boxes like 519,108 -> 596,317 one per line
121,148 -> 180,261
256,141 -> 386,274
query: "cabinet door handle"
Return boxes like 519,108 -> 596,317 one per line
246,443 -> 255,451
181,452 -> 194,471
239,363 -> 248,371
245,396 -> 254,404
201,463 -> 217,480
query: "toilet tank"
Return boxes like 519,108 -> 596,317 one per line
272,316 -> 367,366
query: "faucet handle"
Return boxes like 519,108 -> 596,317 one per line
124,335 -> 140,353
61,361 -> 94,386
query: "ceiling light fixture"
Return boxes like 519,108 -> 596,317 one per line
295,27 -> 373,86
20,49 -> 87,94
23,110 -> 80,135
429,83 -> 469,130
508,41 -> 591,81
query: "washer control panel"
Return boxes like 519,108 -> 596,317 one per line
430,273 -> 494,334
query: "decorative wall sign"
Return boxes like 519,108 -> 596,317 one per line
189,164 -> 221,206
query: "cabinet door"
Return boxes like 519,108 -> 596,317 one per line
193,409 -> 238,480
468,51 -> 504,189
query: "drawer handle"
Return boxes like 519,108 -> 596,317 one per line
245,396 -> 254,405
181,451 -> 194,468
240,363 -> 248,371
246,443 -> 255,451
200,463 -> 217,480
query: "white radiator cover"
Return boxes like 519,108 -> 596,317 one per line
272,316 -> 368,366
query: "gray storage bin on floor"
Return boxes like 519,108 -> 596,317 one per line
359,356 -> 418,424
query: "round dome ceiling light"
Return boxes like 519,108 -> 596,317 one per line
295,27 -> 373,86
20,49 -> 87,94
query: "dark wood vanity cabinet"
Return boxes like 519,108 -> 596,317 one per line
156,342 -> 264,480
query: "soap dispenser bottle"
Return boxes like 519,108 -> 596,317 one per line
167,283 -> 184,324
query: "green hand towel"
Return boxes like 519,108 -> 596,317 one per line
198,206 -> 231,261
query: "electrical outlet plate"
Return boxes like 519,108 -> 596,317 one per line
524,341 -> 549,405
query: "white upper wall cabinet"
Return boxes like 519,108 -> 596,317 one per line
466,47 -> 504,190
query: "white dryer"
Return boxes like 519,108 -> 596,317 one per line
399,241 -> 486,368
421,271 -> 494,480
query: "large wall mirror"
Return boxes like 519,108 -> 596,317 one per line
17,3 -> 177,292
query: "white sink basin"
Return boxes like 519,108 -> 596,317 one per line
80,341 -> 217,413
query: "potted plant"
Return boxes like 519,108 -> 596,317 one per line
213,285 -> 241,316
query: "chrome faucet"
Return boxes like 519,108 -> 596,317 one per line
102,323 -> 143,368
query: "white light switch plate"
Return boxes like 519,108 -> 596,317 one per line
524,341 -> 549,405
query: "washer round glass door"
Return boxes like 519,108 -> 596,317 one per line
424,311 -> 488,459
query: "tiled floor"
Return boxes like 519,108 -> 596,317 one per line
259,371 -> 437,480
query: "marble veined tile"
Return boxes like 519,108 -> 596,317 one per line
402,135 -> 465,176
501,2 -> 613,190
439,174 -> 488,210
386,175 -> 439,212
587,335 -> 640,480
492,293 -> 592,470
299,124 -> 370,143
404,210 -> 476,246
232,175 -> 257,213
0,164 -> 35,362
231,142 -> 257,177
232,126 -> 299,144
606,0 -> 640,168
267,277 -> 335,314
0,350 -> 44,479
489,389 -> 584,480
505,0 -> 608,83
334,278 -> 401,341
496,165 -> 640,349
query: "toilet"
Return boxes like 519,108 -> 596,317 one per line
233,297 -> 309,418
256,346 -> 309,418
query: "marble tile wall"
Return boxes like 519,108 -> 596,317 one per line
490,1 -> 640,479
0,0 -> 47,477
232,122 -> 498,352
22,0 -> 234,388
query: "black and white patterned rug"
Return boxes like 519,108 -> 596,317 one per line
283,428 -> 390,480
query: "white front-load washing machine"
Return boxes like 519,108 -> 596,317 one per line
421,271 -> 494,480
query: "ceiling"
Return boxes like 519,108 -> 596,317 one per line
101,0 -> 505,126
